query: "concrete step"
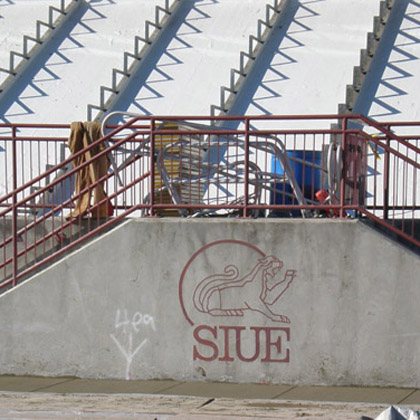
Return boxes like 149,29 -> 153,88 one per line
0,215 -> 124,291
362,218 -> 420,256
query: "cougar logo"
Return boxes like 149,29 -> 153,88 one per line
179,240 -> 296,363
192,255 -> 296,323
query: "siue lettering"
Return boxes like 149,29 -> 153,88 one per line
193,324 -> 290,363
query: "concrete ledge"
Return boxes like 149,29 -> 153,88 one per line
0,219 -> 419,387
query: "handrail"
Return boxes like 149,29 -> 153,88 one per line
0,117 -> 147,205
0,130 -> 143,254
1,114 -> 419,291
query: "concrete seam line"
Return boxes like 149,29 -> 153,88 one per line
31,377 -> 77,393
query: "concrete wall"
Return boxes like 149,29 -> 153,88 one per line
0,218 -> 419,388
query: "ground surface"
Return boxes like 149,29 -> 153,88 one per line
1,376 -> 420,420
0,392 -> 396,419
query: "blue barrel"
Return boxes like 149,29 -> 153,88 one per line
270,150 -> 323,213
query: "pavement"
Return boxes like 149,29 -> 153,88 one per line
0,376 -> 419,419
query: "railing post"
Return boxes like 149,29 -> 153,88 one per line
339,117 -> 347,218
150,118 -> 156,217
11,126 -> 18,286
383,130 -> 390,220
243,117 -> 250,218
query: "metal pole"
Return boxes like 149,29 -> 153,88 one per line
150,118 -> 156,217
383,128 -> 390,220
243,117 -> 250,217
11,126 -> 18,286
339,117 -> 347,218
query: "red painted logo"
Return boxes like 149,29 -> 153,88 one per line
179,240 -> 297,363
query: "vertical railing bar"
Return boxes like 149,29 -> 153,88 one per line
383,127 -> 390,220
11,126 -> 18,286
339,117 -> 347,218
150,118 -> 156,217
373,139 -> 378,213
392,140 -> 396,223
4,136 -> 8,197
243,117 -> 250,217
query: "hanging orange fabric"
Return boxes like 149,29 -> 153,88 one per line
66,121 -> 112,219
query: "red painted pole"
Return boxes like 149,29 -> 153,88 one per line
243,117 -> 250,218
11,126 -> 18,286
339,117 -> 347,219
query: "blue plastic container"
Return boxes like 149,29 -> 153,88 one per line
270,150 -> 323,211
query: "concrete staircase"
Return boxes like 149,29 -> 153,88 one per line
87,0 -> 182,122
339,0 -> 409,115
0,214 -> 124,292
363,218 -> 420,257
0,0 -> 84,111
210,0 -> 286,120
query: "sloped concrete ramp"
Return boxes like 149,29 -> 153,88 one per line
0,218 -> 419,387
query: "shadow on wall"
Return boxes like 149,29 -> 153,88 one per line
106,0 -> 217,120
354,0 -> 417,118
223,0 -> 321,128
89,0 -> 116,5
0,1 -> 106,123
0,0 -> 14,7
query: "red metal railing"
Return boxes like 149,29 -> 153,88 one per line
357,121 -> 420,245
0,114 -> 419,291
